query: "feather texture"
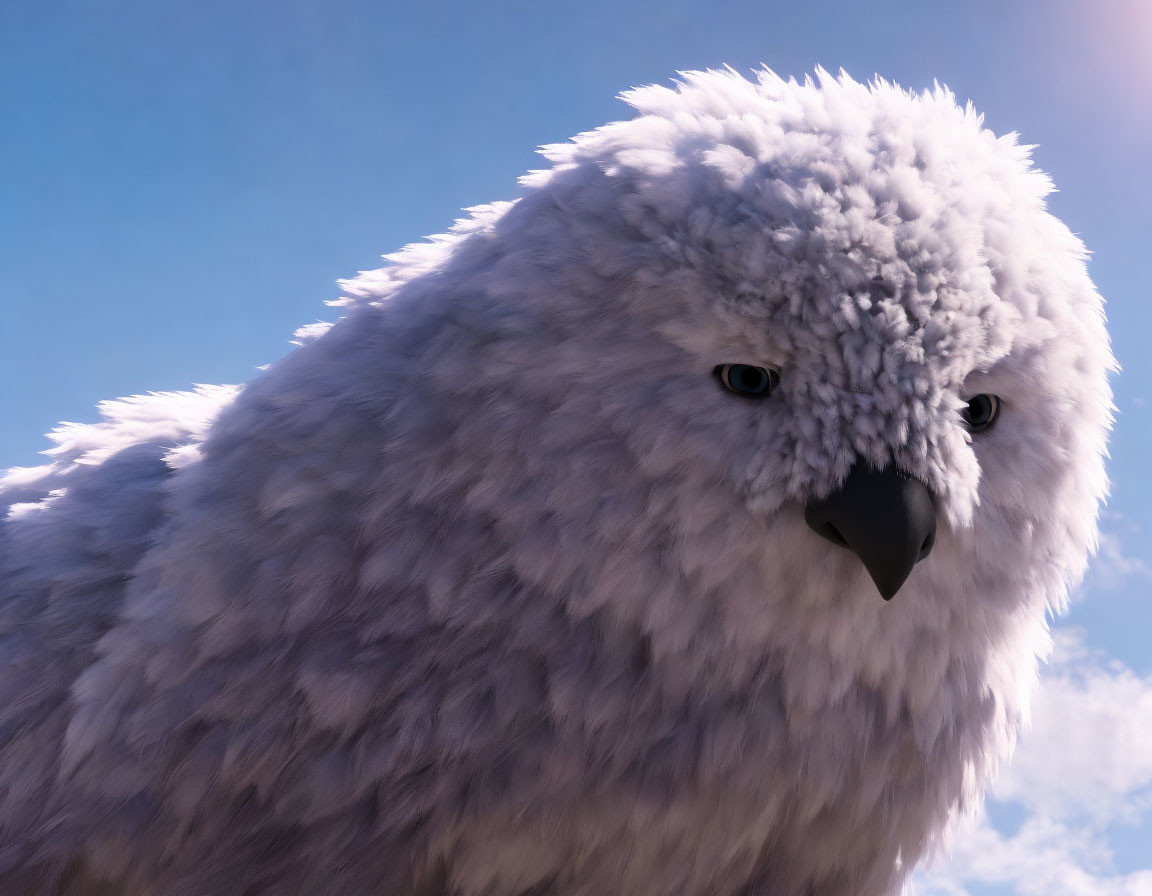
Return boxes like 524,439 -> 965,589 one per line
0,67 -> 1115,895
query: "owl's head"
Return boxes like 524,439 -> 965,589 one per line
337,67 -> 1114,693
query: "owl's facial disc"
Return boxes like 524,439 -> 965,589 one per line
803,461 -> 938,601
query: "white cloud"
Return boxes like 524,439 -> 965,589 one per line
1080,513 -> 1152,594
991,633 -> 1152,824
913,628 -> 1152,895
914,811 -> 1152,896
1090,531 -> 1152,592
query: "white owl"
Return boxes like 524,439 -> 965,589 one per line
0,67 -> 1115,895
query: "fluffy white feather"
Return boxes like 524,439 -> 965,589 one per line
0,67 -> 1115,895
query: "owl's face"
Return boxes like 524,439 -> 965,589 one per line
479,69 -> 1114,696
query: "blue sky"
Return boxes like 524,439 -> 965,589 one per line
2,0 -> 1150,890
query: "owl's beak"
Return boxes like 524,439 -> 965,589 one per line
803,461 -> 937,601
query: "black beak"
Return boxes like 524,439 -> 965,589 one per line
804,462 -> 937,601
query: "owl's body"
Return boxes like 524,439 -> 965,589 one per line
0,69 -> 1114,895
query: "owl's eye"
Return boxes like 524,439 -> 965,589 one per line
713,364 -> 780,398
962,394 -> 1000,433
